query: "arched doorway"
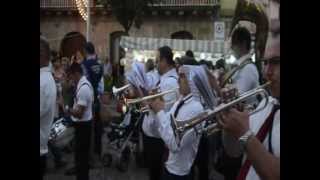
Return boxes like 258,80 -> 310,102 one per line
171,31 -> 194,40
60,32 -> 86,58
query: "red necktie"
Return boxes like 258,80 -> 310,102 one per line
236,105 -> 280,180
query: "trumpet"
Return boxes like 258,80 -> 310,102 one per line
171,82 -> 271,142
112,84 -> 131,95
122,87 -> 179,113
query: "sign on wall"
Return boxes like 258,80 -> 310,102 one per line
214,21 -> 225,41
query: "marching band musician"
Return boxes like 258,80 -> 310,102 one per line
219,1 -> 280,180
217,16 -> 261,180
142,46 -> 180,180
149,65 -> 216,180
145,58 -> 160,90
66,62 -> 94,180
229,27 -> 260,95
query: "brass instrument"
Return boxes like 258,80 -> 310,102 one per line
122,88 -> 179,113
112,84 -> 131,95
221,0 -> 270,87
230,0 -> 269,60
171,82 -> 271,142
220,59 -> 253,88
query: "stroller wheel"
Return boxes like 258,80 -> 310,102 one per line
102,154 -> 112,167
116,146 -> 131,172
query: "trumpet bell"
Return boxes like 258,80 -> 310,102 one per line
112,84 -> 131,95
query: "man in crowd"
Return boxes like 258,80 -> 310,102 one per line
66,62 -> 94,180
40,36 -> 57,180
185,50 -> 195,58
145,58 -> 160,90
219,0 -> 280,180
230,27 -> 260,94
48,51 -> 67,169
149,65 -> 206,180
81,42 -> 104,162
217,27 -> 261,180
142,46 -> 179,180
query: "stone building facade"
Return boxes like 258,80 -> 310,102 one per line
40,0 -> 237,63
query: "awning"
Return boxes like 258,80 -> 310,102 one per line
120,36 -> 227,54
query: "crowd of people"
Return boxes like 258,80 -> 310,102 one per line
40,0 -> 280,180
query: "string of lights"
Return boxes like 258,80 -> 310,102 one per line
75,0 -> 88,21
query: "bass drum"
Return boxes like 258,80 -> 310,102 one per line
49,118 -> 75,149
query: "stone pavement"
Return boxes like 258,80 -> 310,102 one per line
44,151 -> 149,180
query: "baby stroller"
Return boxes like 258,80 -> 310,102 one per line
101,104 -> 145,172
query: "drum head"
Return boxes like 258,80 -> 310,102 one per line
49,118 -> 75,148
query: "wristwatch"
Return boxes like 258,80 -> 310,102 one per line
239,129 -> 254,152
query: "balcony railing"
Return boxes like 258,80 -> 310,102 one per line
152,0 -> 219,7
40,0 -> 95,9
40,0 -> 218,9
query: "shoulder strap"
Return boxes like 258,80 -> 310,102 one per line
236,105 -> 280,180
168,75 -> 178,81
76,82 -> 92,96
155,75 -> 178,87
268,107 -> 279,154
221,59 -> 253,87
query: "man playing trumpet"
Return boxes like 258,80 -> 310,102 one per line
142,46 -> 180,180
149,65 -> 216,180
219,1 -> 280,179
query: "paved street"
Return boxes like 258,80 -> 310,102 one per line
45,151 -> 224,180
44,151 -> 149,180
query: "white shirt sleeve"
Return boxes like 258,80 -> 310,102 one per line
156,110 -> 180,152
235,64 -> 259,94
76,85 -> 91,107
40,84 -> 47,118
40,80 -> 51,119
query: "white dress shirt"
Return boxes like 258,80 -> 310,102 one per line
246,97 -> 280,180
142,68 -> 179,138
222,96 -> 280,180
40,66 -> 57,156
71,76 -> 94,122
155,94 -> 204,176
232,53 -> 260,94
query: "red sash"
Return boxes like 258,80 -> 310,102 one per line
236,105 -> 280,180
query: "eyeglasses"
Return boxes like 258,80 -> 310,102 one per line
262,56 -> 280,65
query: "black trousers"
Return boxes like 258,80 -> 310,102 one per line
40,155 -> 46,180
192,135 -> 209,180
93,100 -> 102,155
143,133 -> 165,180
214,132 -> 242,180
162,167 -> 192,180
74,121 -> 92,180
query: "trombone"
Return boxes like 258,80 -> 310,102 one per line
171,82 -> 271,142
